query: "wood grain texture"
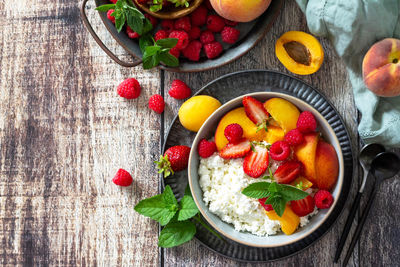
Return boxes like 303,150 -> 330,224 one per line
0,0 -> 398,266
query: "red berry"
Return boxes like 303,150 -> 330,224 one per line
259,198 -> 273,211
284,129 -> 304,146
274,161 -> 302,184
188,26 -> 201,40
297,111 -> 317,133
242,96 -> 269,125
291,195 -> 315,217
169,30 -> 189,50
107,9 -> 115,23
269,141 -> 290,161
148,94 -> 165,114
126,26 -> 140,39
224,19 -> 238,26
182,40 -> 202,61
154,29 -> 168,41
190,5 -> 208,26
161,20 -> 175,32
144,14 -> 158,28
219,139 -> 251,159
200,30 -> 215,44
204,41 -> 223,59
221,26 -> 240,44
117,78 -> 141,99
224,123 -> 243,143
314,190 -> 334,209
169,80 -> 191,99
207,15 -> 225,32
110,0 -> 118,3
112,169 -> 133,187
198,139 -> 217,158
156,146 -> 191,177
174,17 -> 191,32
169,46 -> 180,58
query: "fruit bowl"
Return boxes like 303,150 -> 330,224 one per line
134,0 -> 204,20
187,92 -> 345,248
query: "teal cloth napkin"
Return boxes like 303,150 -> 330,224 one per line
296,0 -> 400,147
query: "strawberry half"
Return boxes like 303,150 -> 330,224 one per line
242,96 -> 269,131
243,144 -> 269,178
219,139 -> 251,159
291,195 -> 315,217
274,161 -> 303,184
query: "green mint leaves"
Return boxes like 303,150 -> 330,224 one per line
96,0 -> 180,69
135,185 -> 222,248
242,182 -> 309,217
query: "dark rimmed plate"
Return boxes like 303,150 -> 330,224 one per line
162,70 -> 354,262
83,0 -> 283,72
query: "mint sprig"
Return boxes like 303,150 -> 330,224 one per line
96,0 -> 180,69
135,185 -> 223,248
242,182 -> 309,217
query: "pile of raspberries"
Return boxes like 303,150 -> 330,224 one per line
107,0 -> 241,61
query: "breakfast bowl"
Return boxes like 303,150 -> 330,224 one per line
188,92 -> 345,248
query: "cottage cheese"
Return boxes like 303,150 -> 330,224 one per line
199,153 -> 318,236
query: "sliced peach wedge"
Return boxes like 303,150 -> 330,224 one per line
293,132 -> 320,181
314,141 -> 339,190
264,98 -> 300,133
266,205 -> 300,235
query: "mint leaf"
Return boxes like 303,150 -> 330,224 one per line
126,8 -> 144,35
139,34 -> 154,54
268,182 -> 279,193
156,38 -> 178,49
184,185 -> 192,197
159,51 -> 179,67
95,4 -> 115,12
134,185 -> 178,226
270,196 -> 286,217
144,46 -> 161,57
114,11 -> 126,32
241,182 -> 271,199
158,221 -> 196,248
178,195 -> 199,221
279,184 -> 309,201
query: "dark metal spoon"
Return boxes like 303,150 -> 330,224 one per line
334,144 -> 385,262
342,152 -> 400,266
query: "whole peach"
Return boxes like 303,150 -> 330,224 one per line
210,0 -> 272,23
362,38 -> 400,97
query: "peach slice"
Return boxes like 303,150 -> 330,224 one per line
264,98 -> 300,133
293,132 -> 319,181
210,0 -> 272,23
314,141 -> 339,190
290,176 -> 313,190
265,125 -> 285,144
215,107 -> 267,151
266,205 -> 300,235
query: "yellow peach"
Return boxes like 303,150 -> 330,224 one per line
210,0 -> 272,23
293,133 -> 319,181
266,206 -> 300,235
264,98 -> 300,133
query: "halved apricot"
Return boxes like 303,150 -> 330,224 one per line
275,31 -> 324,75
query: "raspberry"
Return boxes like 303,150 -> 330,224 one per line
221,26 -> 240,44
190,5 -> 208,26
206,15 -> 225,32
174,17 -> 191,32
204,41 -> 223,59
126,26 -> 140,39
117,78 -> 141,99
200,30 -> 215,44
112,169 -> 133,187
204,0 -> 213,9
154,29 -> 168,41
188,26 -> 201,40
259,198 -> 273,211
169,30 -> 189,50
148,94 -> 165,114
198,139 -> 217,158
169,80 -> 191,99
144,14 -> 158,28
224,124 -> 243,143
297,111 -> 317,133
224,19 -> 238,26
314,190 -> 334,209
107,9 -> 115,24
269,141 -> 290,161
169,46 -> 180,58
161,19 -> 175,32
109,0 -> 118,3
182,40 -> 202,61
284,129 -> 304,146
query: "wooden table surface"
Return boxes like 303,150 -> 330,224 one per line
1,0 -> 399,266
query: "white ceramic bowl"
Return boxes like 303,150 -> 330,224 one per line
188,92 -> 344,248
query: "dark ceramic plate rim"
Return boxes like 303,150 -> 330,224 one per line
161,70 -> 354,262
93,0 -> 283,72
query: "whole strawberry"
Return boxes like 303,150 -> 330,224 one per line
112,169 -> 133,187
117,78 -> 141,99
169,80 -> 191,99
148,94 -> 165,114
156,145 -> 191,177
